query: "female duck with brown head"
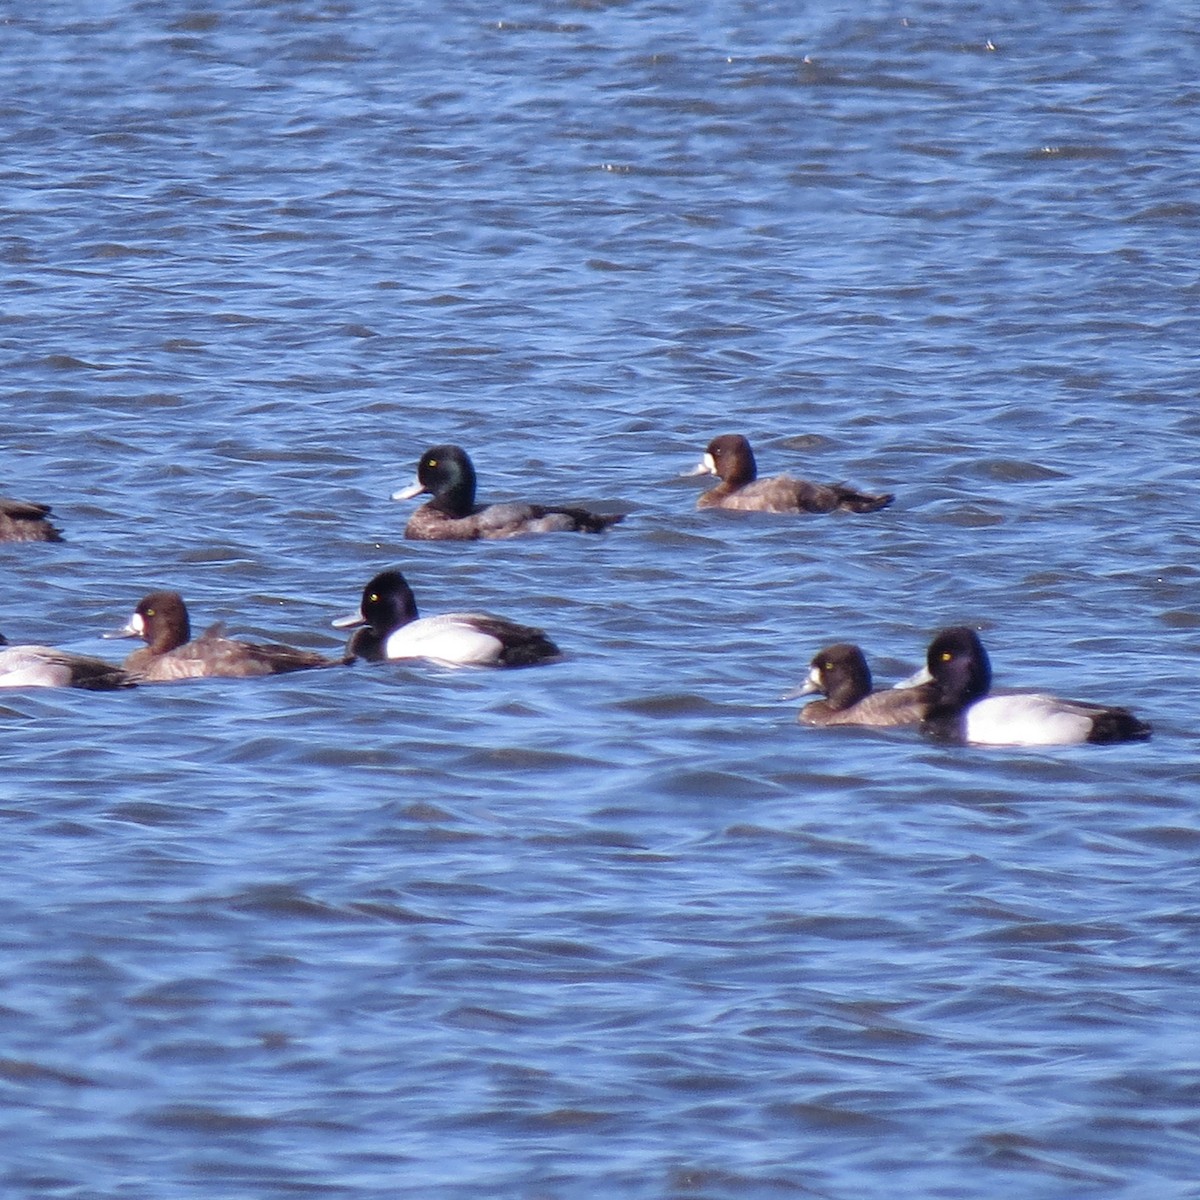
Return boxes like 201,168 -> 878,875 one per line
687,434 -> 892,514
792,642 -> 932,727
106,591 -> 345,682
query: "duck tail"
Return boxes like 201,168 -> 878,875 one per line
501,633 -> 564,668
1086,708 -> 1152,744
565,508 -> 625,533
833,487 -> 894,514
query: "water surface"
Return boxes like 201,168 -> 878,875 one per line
2,2 -> 1198,1197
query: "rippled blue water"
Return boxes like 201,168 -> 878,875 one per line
3,2 -> 1199,1197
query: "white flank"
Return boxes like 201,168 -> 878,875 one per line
383,614 -> 503,666
965,694 -> 1093,746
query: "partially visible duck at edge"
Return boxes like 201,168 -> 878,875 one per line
1,496 -> 62,543
392,444 -> 624,540
0,632 -> 134,690
105,591 -> 346,682
333,568 -> 562,668
686,434 -> 893,514
791,642 -> 931,727
917,625 -> 1152,746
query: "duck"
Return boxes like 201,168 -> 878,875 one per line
1,496 -> 62,543
333,568 -> 562,668
791,642 -> 931,727
105,591 -> 345,682
918,626 -> 1152,746
392,444 -> 624,540
0,632 -> 134,690
686,434 -> 893,514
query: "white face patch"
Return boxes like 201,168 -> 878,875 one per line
703,452 -> 716,474
129,612 -> 145,635
808,665 -> 822,686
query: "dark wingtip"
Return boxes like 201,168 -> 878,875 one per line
1087,709 -> 1152,744
499,636 -> 564,668
846,491 -> 894,513
587,511 -> 625,532
565,508 -> 624,533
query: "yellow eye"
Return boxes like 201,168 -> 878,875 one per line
823,661 -> 834,671
940,651 -> 952,662
147,608 -> 156,617
368,593 -> 379,603
427,458 -> 438,468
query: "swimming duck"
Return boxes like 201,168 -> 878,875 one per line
392,444 -> 624,540
105,591 -> 345,682
1,496 -> 62,543
792,642 -> 931,727
0,632 -> 134,689
687,434 -> 893,514
333,568 -> 562,667
918,626 -> 1152,746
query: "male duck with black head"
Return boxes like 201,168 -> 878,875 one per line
1,495 -> 62,543
333,568 -> 561,668
687,434 -> 892,514
792,642 -> 932,727
918,626 -> 1151,746
392,444 -> 624,540
106,591 -> 345,682
0,632 -> 134,690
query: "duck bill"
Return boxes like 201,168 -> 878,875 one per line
331,609 -> 366,630
390,477 -> 425,501
103,613 -> 143,640
782,669 -> 821,700
893,665 -> 932,689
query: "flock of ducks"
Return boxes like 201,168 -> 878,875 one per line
2,435 -> 1151,746
794,628 -> 1150,746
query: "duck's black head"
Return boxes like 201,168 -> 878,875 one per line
418,445 -> 478,516
925,626 -> 992,707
